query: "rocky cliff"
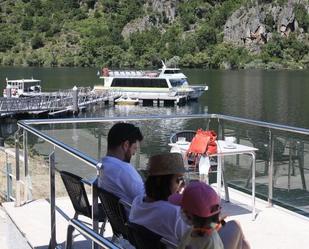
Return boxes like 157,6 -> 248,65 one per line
121,0 -> 178,39
224,0 -> 309,53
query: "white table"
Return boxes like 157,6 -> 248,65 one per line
169,140 -> 258,219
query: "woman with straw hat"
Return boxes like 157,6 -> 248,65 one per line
129,153 -> 190,244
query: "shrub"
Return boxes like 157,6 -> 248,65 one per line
31,35 -> 44,49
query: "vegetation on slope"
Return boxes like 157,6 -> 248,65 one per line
0,0 -> 308,69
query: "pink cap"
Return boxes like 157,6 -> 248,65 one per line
181,181 -> 221,218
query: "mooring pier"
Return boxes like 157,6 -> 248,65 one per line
0,87 -> 120,117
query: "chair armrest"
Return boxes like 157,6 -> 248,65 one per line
160,237 -> 178,249
81,177 -> 97,186
119,198 -> 132,209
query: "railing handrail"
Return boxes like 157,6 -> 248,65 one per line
216,114 -> 309,135
18,113 -> 309,135
17,120 -> 98,168
69,218 -> 121,249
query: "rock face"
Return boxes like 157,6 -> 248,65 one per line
223,0 -> 308,52
145,0 -> 178,22
121,0 -> 178,39
121,16 -> 155,40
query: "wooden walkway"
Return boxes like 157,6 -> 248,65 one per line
0,88 -> 119,117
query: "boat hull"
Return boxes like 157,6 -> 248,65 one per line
93,86 -> 208,100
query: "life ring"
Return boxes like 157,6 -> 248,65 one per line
12,88 -> 17,95
102,67 -> 109,77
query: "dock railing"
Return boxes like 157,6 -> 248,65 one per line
2,114 -> 308,248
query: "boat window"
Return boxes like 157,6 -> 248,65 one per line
170,78 -> 188,87
164,69 -> 180,74
111,78 -> 168,88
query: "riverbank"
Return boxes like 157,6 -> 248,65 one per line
0,146 -> 68,205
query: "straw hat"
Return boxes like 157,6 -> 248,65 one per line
148,153 -> 186,176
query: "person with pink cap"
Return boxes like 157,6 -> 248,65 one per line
178,181 -> 250,249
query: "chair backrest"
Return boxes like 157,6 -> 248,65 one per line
250,137 -> 285,161
60,171 -> 91,218
170,130 -> 196,143
97,187 -> 128,238
126,221 -> 166,249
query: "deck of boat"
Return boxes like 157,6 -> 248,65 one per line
1,185 -> 309,249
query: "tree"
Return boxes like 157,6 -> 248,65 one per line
21,17 -> 33,31
295,4 -> 309,32
31,34 -> 44,49
196,24 -> 217,51
0,33 -> 16,52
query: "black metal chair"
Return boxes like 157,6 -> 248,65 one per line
247,137 -> 306,190
126,221 -> 177,249
60,171 -> 107,249
96,186 -> 131,241
170,130 -> 196,143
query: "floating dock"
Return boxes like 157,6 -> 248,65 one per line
0,87 -> 198,118
0,88 -> 120,118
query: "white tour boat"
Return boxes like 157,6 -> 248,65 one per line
3,78 -> 42,98
94,62 -> 208,100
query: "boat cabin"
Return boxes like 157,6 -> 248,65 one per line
3,78 -> 42,98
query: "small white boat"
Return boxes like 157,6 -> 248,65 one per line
94,61 -> 208,100
3,78 -> 42,98
114,96 -> 139,105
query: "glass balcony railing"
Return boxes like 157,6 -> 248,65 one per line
3,114 -> 308,217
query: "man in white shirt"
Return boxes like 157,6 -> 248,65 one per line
97,122 -> 144,204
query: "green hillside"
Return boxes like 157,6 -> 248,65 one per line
0,0 -> 308,69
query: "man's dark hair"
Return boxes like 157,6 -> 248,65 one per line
107,122 -> 143,149
145,175 -> 173,201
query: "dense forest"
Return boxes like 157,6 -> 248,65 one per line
0,0 -> 308,69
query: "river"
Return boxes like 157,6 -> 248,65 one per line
1,66 -> 309,127
1,67 -> 309,213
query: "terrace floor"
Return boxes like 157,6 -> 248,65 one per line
1,186 -> 309,249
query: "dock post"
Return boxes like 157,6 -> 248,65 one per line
6,86 -> 12,98
72,86 -> 79,115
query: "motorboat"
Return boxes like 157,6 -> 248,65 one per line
94,61 -> 208,100
3,78 -> 42,98
114,95 -> 139,105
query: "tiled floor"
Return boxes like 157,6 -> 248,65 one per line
2,187 -> 309,249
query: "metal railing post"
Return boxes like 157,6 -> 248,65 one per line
251,151 -> 256,220
49,151 -> 57,249
6,154 -> 12,201
92,163 -> 102,249
97,129 -> 102,160
268,130 -> 274,206
135,142 -> 141,169
15,129 -> 21,207
23,129 -> 31,202
217,118 -> 224,140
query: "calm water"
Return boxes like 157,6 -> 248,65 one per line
1,67 -> 309,213
1,66 -> 309,127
